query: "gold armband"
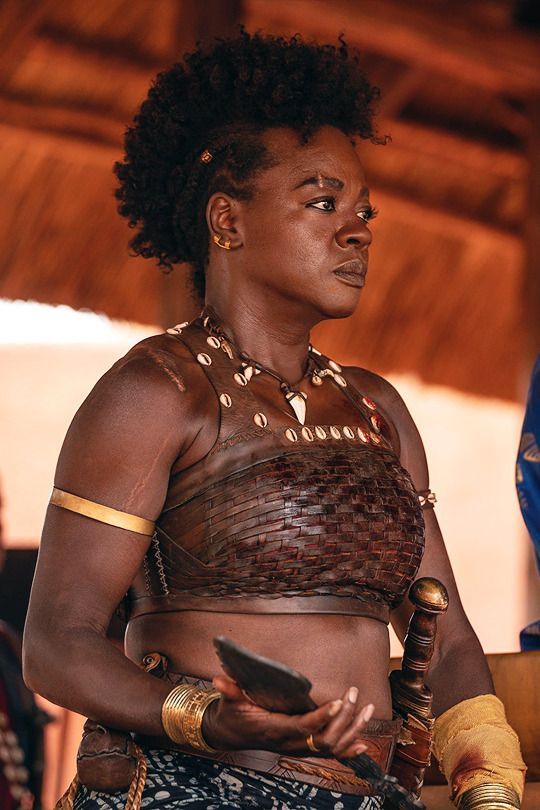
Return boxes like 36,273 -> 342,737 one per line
161,684 -> 221,754
49,487 -> 155,537
433,694 -> 526,808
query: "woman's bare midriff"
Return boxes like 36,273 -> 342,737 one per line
125,611 -> 393,718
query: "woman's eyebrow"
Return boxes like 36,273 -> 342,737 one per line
293,175 -> 369,199
294,175 -> 344,191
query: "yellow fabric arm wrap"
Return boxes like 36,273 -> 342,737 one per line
432,694 -> 526,807
49,487 -> 156,537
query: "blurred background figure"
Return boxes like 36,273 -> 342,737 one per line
517,355 -> 540,650
0,487 -> 50,809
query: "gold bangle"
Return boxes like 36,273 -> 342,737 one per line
161,684 -> 196,744
457,783 -> 521,809
161,684 -> 221,753
181,688 -> 221,754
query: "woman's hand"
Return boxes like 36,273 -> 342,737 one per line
203,673 -> 374,759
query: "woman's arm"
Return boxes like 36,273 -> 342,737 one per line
23,344 -> 195,734
384,377 -> 494,713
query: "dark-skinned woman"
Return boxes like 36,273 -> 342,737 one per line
23,32 -> 525,810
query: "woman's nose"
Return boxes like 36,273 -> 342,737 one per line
335,218 -> 373,250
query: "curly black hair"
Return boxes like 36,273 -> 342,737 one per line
114,30 -> 381,298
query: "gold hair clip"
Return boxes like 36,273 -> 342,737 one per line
200,149 -> 213,164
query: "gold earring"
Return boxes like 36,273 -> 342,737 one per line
213,234 -> 231,250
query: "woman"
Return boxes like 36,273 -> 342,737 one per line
23,32 -> 525,810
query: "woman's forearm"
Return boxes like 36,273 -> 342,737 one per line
23,625 -> 170,735
428,634 -> 494,717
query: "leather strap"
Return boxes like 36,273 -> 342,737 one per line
129,592 -> 391,622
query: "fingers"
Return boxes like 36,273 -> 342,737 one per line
212,674 -> 247,702
332,702 -> 374,758
307,687 -> 375,757
298,699 -> 343,734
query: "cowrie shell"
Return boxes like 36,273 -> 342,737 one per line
314,426 -> 327,439
357,427 -> 370,443
334,374 -> 347,387
301,427 -> 314,442
343,426 -> 355,439
234,372 -> 248,386
206,335 -> 221,348
285,428 -> 298,442
253,412 -> 268,428
197,353 -> 212,365
330,426 -> 341,439
219,393 -> 232,408
328,360 -> 342,372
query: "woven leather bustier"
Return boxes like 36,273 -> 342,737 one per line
129,322 -> 425,624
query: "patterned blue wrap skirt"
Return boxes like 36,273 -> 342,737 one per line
73,748 -> 383,809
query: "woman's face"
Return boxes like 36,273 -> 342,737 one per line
235,125 -> 375,321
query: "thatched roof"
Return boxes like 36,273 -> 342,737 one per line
2,0 -> 540,400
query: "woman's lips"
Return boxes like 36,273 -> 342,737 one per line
333,260 -> 367,288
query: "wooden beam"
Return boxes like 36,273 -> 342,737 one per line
372,185 -> 522,257
28,32 -> 156,103
38,22 -> 166,69
246,0 -> 540,96
0,0 -> 58,84
0,95 -> 124,148
177,0 -> 244,45
379,118 -> 526,180
377,67 -> 425,118
0,119 -> 117,166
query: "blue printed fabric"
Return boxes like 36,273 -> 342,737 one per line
516,355 -> 540,650
73,748 -> 383,809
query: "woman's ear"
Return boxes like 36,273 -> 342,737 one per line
206,193 -> 244,250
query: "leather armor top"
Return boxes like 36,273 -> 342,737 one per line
128,320 -> 425,624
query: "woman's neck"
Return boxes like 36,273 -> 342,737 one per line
203,294 -> 314,386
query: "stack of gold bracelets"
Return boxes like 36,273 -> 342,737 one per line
161,684 -> 221,754
457,784 -> 521,809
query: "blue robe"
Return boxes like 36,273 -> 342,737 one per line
516,355 -> 540,650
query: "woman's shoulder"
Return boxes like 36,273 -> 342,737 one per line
343,365 -> 425,471
67,332 -> 216,450
102,332 -> 213,405
343,365 -> 405,419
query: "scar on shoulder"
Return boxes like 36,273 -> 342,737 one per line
142,346 -> 187,394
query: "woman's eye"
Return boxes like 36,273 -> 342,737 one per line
357,206 -> 378,223
307,198 -> 336,212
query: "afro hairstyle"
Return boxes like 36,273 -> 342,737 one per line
114,30 -> 381,298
